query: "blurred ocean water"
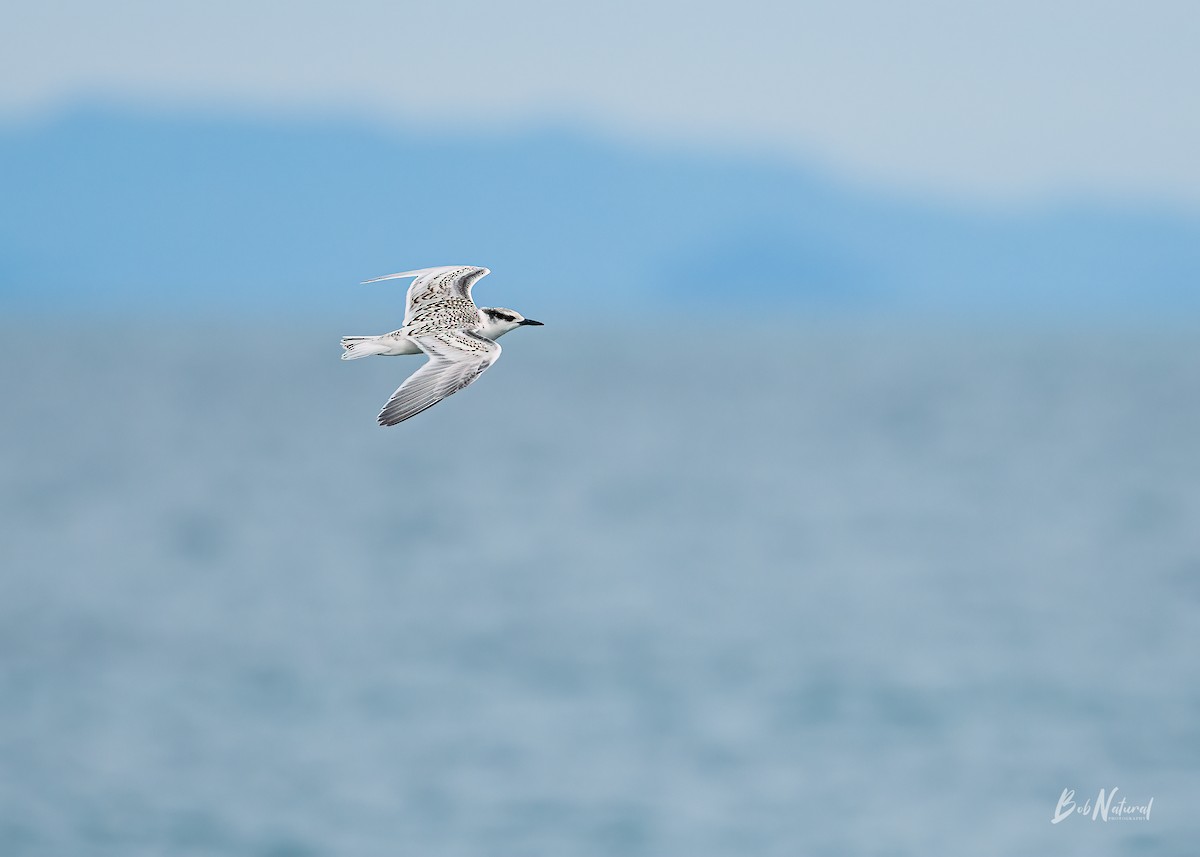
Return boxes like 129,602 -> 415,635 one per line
0,323 -> 1197,856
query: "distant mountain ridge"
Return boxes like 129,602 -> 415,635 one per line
2,106 -> 1198,320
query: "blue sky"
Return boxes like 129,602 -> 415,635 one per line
4,0 -> 1199,203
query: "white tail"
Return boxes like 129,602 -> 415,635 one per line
341,336 -> 389,360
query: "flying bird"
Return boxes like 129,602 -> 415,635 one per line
341,265 -> 542,426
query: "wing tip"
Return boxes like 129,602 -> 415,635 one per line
361,270 -> 423,285
376,404 -> 427,427
376,408 -> 403,427
361,265 -> 490,285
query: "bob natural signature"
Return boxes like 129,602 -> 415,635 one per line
1052,787 -> 1154,823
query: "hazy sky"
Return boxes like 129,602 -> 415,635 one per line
4,0 -> 1198,202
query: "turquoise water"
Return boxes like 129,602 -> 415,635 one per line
1,324 -> 1197,855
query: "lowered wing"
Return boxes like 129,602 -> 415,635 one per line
376,329 -> 501,426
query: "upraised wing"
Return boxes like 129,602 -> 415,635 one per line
362,265 -> 491,325
376,330 -> 501,426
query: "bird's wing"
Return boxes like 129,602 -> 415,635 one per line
376,330 -> 502,426
362,266 -> 491,324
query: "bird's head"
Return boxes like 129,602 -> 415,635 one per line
479,307 -> 543,339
